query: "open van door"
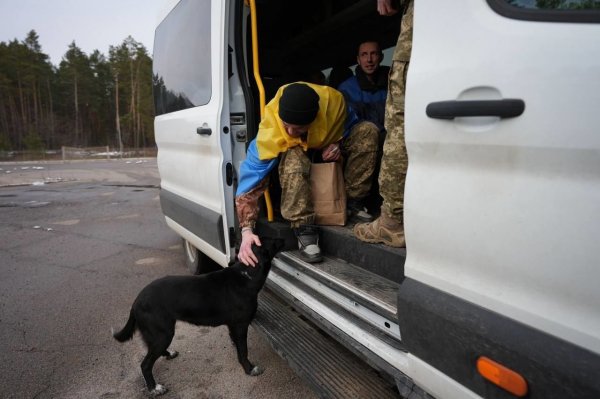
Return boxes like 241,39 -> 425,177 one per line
404,1 -> 600,396
153,0 -> 235,267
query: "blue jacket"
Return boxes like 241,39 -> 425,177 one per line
337,66 -> 389,131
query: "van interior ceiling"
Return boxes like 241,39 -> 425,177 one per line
248,0 -> 401,92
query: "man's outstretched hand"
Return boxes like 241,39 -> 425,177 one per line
238,229 -> 261,267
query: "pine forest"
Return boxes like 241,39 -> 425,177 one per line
0,30 -> 154,154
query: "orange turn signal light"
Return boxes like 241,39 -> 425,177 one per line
476,356 -> 528,397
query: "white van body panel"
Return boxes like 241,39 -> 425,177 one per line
406,0 -> 600,354
407,354 -> 482,399
155,0 -> 235,267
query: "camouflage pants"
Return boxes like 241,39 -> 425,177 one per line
279,146 -> 314,227
279,121 -> 379,227
380,0 -> 413,224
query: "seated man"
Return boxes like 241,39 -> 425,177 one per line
338,39 -> 389,132
236,83 -> 378,265
338,39 -> 389,220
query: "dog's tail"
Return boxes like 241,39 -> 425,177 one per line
112,309 -> 136,342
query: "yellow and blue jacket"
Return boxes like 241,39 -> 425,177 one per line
236,82 -> 358,196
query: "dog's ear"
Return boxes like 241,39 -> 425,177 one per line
249,242 -> 268,266
249,237 -> 283,263
258,237 -> 284,259
244,243 -> 269,279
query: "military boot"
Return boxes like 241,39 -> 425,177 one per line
353,212 -> 405,248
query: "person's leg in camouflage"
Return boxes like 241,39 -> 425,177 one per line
279,146 -> 314,227
354,0 -> 413,247
342,120 -> 379,222
279,146 -> 322,262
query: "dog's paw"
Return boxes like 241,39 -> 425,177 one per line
165,350 -> 179,360
250,365 -> 264,376
149,384 -> 168,396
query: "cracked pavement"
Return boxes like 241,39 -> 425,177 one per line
0,159 -> 316,399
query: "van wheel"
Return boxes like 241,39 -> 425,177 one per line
183,239 -> 220,275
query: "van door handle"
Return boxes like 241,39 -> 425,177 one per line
196,126 -> 212,136
426,99 -> 525,120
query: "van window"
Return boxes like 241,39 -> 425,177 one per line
507,0 -> 600,9
488,0 -> 600,22
153,0 -> 212,115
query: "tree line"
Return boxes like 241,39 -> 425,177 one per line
0,30 -> 154,152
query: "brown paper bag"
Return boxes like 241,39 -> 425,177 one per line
310,161 -> 347,226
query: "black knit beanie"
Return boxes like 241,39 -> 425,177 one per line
278,83 -> 320,125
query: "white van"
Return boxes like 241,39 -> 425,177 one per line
153,1 -> 600,398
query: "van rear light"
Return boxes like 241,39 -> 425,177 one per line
476,356 -> 528,397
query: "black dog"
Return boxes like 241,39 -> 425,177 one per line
112,237 -> 284,395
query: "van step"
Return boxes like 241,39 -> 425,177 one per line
320,225 -> 406,283
278,250 -> 399,324
256,219 -> 406,283
254,288 -> 400,399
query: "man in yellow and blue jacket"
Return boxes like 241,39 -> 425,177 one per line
236,83 -> 378,264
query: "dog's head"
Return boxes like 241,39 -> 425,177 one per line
242,237 -> 284,282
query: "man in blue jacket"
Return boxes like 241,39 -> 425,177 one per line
338,39 -> 389,221
338,40 -> 389,132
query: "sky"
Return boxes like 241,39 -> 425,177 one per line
0,0 -> 166,66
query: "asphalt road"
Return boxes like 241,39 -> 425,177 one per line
0,159 -> 316,399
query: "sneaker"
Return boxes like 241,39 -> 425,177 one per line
293,225 -> 323,263
347,198 -> 374,223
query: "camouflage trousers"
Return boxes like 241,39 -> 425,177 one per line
279,121 -> 379,227
380,0 -> 413,224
